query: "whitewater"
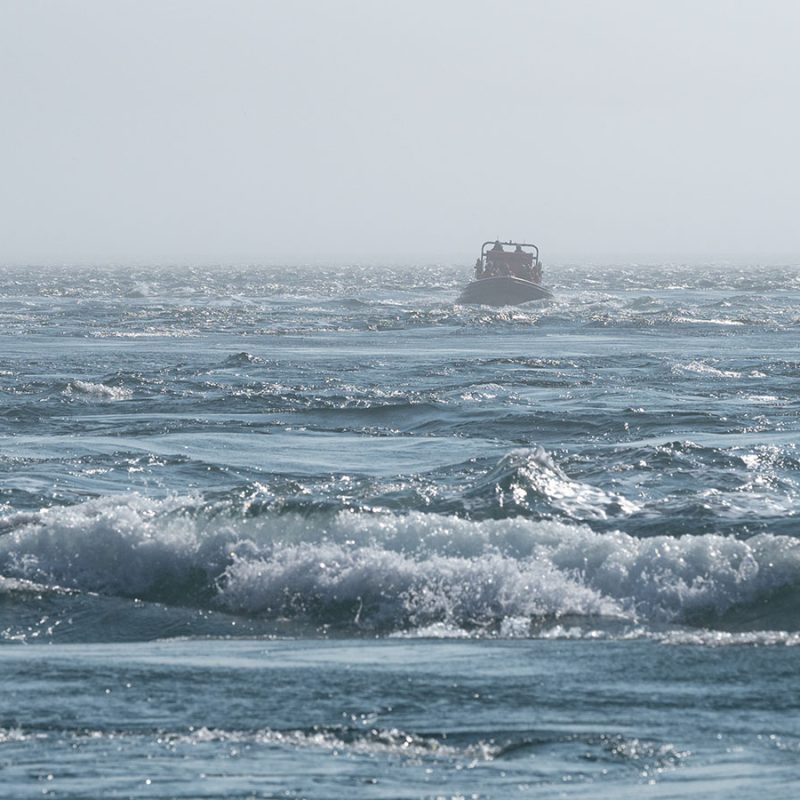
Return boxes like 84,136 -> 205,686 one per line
1,262 -> 799,798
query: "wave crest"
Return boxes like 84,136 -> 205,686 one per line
2,494 -> 799,638
64,380 -> 132,401
465,448 -> 639,520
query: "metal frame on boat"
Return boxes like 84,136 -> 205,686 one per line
458,239 -> 553,306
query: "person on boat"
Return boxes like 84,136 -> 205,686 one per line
486,241 -> 506,277
510,244 -> 526,279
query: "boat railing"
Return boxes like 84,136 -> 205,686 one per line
477,240 -> 541,282
480,240 -> 539,262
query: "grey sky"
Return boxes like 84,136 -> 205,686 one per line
2,0 -> 799,264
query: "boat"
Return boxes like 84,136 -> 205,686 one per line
458,240 -> 553,305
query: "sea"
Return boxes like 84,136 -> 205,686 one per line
0,262 -> 798,799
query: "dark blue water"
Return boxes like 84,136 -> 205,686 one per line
1,263 -> 799,797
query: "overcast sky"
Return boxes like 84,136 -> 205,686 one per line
2,0 -> 799,264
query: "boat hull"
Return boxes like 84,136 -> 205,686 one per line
458,276 -> 553,306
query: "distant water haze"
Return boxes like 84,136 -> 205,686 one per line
2,0 -> 800,264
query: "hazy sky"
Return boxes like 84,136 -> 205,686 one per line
2,0 -> 800,264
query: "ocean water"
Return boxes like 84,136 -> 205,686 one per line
0,262 -> 799,798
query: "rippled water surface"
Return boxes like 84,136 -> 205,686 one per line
1,262 -> 799,798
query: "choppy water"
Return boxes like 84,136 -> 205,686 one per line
1,263 -> 799,798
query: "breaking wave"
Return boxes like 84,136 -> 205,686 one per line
1,491 -> 798,641
64,380 -> 132,401
463,448 -> 639,520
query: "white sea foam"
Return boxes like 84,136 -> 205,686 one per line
218,540 -> 622,628
0,723 -> 497,761
90,330 -> 193,338
656,629 -> 800,647
160,725 -> 498,761
674,361 -> 742,378
0,727 -> 38,744
1,494 -> 799,636
539,624 -> 800,647
65,380 -> 132,401
0,575 -> 57,595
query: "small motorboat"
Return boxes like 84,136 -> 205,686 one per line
458,240 -> 553,306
